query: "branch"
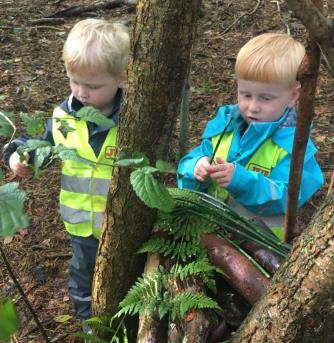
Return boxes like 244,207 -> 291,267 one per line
284,17 -> 321,243
285,0 -> 334,77
0,243 -> 51,343
47,0 -> 134,18
221,0 -> 262,35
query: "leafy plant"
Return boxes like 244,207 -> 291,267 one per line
0,182 -> 29,237
116,261 -> 221,321
0,299 -> 20,343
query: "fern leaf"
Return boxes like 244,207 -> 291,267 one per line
138,237 -> 168,254
170,258 -> 217,281
170,292 -> 221,320
117,271 -> 163,318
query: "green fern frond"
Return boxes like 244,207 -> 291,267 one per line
170,292 -> 221,321
117,271 -> 165,317
157,209 -> 217,241
139,237 -> 205,261
170,258 -> 216,281
167,188 -> 291,257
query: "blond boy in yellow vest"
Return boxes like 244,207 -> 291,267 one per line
4,19 -> 130,330
178,33 -> 323,236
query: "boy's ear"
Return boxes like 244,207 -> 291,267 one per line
117,71 -> 127,88
288,83 -> 301,107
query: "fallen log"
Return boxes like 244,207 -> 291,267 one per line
168,276 -> 211,343
240,241 -> 283,275
137,253 -> 168,343
201,233 -> 269,305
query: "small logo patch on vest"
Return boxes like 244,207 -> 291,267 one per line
248,163 -> 270,176
105,146 -> 116,159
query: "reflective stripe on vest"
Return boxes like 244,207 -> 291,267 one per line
52,107 -> 117,238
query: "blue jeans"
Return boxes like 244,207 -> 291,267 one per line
69,235 -> 99,320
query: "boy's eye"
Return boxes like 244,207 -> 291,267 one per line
88,85 -> 101,90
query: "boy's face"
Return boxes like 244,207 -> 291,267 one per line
67,69 -> 123,115
237,79 -> 300,124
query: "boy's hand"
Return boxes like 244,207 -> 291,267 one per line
9,152 -> 33,177
207,157 -> 234,187
194,156 -> 211,182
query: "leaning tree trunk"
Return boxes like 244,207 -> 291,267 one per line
231,194 -> 334,342
92,0 -> 201,319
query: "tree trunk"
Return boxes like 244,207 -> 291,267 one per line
92,0 -> 201,319
231,194 -> 334,342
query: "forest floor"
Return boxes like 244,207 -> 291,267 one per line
0,0 -> 333,342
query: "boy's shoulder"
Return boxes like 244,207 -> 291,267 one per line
272,110 -> 317,157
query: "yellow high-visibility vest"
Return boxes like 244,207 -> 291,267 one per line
52,107 -> 117,239
208,131 -> 288,239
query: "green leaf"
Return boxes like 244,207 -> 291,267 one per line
114,158 -> 145,168
55,118 -> 76,139
117,151 -> 150,168
20,111 -> 45,137
0,182 -> 29,237
155,160 -> 176,174
0,299 -> 20,342
0,95 -> 8,102
0,169 -> 4,181
55,145 -> 96,168
34,146 -> 52,172
130,169 -> 174,211
76,106 -> 115,128
53,314 -> 73,323
0,110 -> 15,138
17,139 -> 52,154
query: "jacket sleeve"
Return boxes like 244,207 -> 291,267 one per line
177,138 -> 213,191
226,153 -> 324,216
177,105 -> 236,191
2,118 -> 54,165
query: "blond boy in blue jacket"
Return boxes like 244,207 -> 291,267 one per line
178,33 -> 323,234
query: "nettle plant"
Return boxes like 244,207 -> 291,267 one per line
0,97 -> 291,342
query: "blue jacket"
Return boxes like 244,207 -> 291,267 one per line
177,105 -> 324,216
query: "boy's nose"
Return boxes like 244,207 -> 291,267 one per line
248,99 -> 260,113
78,87 -> 88,99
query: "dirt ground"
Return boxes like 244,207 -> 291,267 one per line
0,1 -> 333,342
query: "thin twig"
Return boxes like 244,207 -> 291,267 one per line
328,170 -> 334,195
28,17 -> 65,25
221,0 -> 262,35
0,243 -> 51,343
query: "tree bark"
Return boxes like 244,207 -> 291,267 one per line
232,194 -> 334,342
285,0 -> 334,77
92,0 -> 201,318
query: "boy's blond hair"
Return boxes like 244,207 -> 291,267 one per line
235,33 -> 305,88
62,18 -> 130,77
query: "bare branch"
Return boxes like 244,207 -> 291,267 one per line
286,0 -> 334,77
